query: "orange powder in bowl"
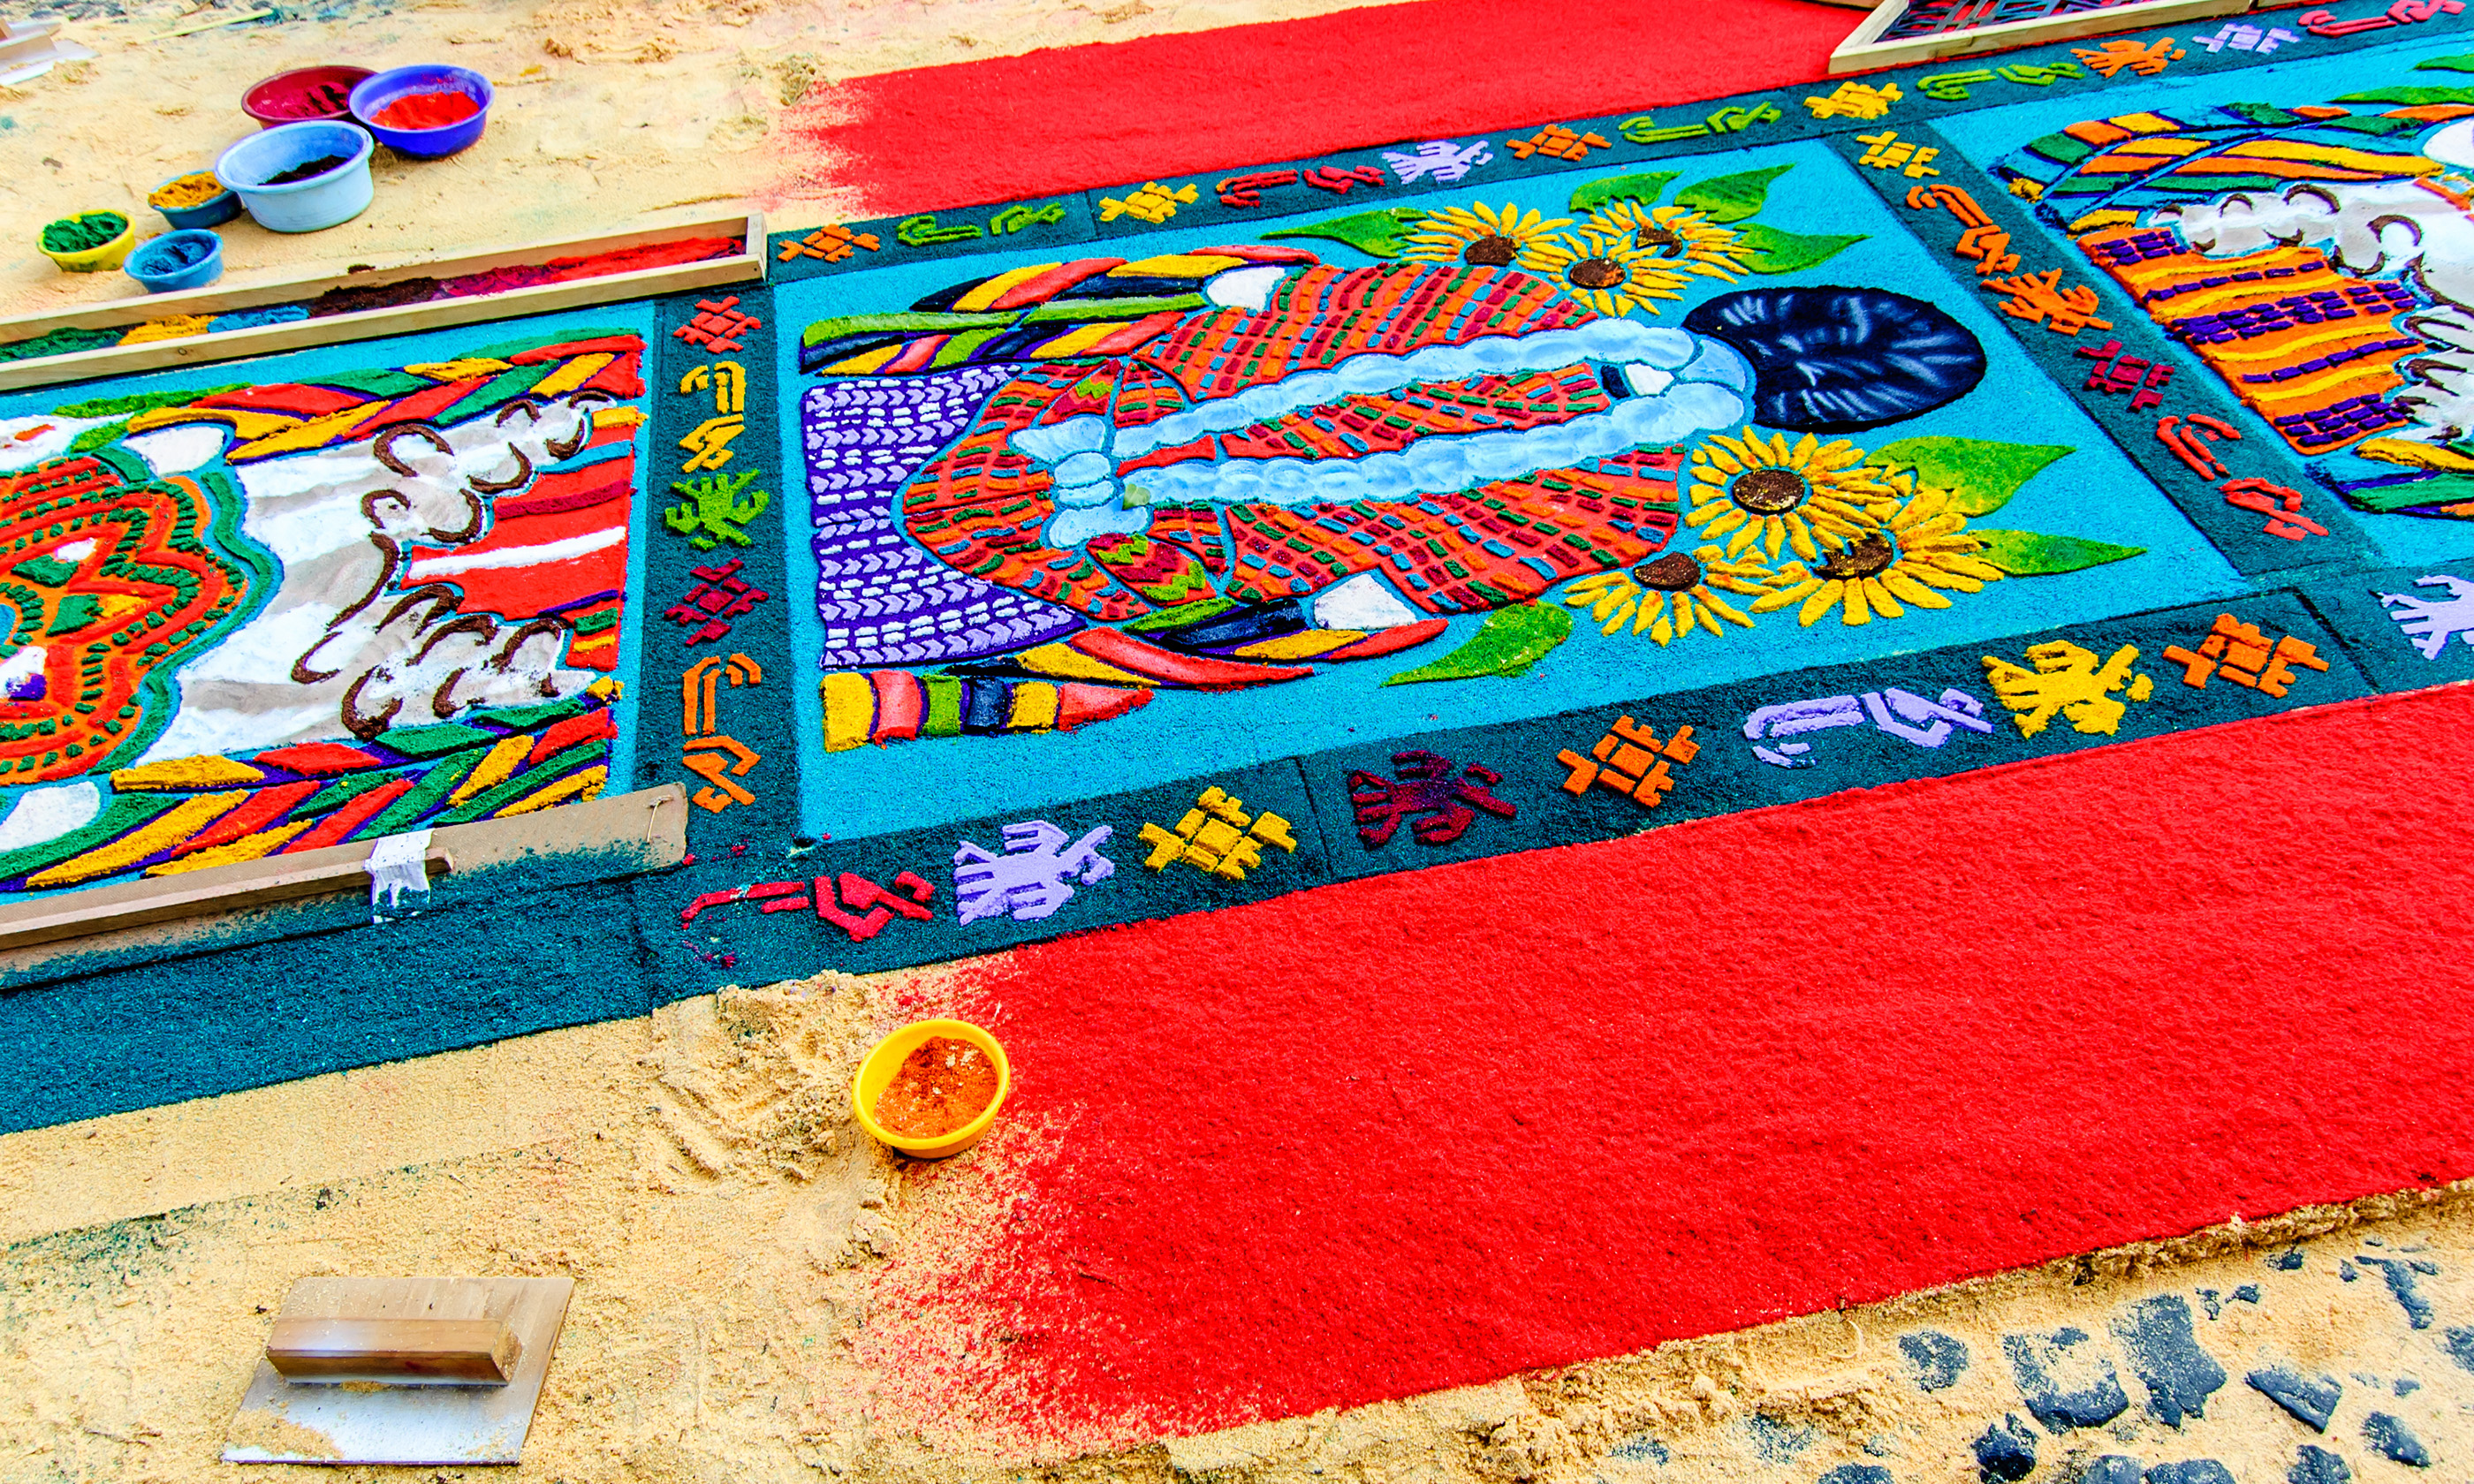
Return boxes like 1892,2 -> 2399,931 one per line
148,173 -> 225,210
872,1035 -> 1001,1139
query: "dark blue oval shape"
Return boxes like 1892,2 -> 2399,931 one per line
1683,286 -> 1988,433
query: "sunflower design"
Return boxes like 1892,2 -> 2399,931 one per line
1518,228 -> 1695,317
1752,485 -> 2005,626
1686,429 -> 1908,564
1585,201 -> 1752,281
1402,202 -> 1571,268
1563,545 -> 1770,645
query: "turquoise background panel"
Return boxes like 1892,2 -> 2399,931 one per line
771,135 -> 2248,845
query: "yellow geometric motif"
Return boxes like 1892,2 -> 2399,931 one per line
1981,640 -> 2155,738
1138,785 -> 1298,882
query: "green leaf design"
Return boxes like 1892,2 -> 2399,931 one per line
1570,171 -> 1679,214
1263,208 -> 1425,260
1971,529 -> 2144,576
1383,603 -> 1572,686
1735,223 -> 1865,275
2338,472 -> 2474,513
1866,436 -> 2074,516
66,421 -> 128,455
2415,52 -> 2474,72
1673,164 -> 1793,224
2334,84 -> 2474,105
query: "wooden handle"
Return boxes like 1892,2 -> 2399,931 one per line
266,1316 -> 520,1385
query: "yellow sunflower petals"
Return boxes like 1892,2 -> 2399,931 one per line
1842,579 -> 1873,626
1863,577 -> 1903,619
1601,597 -> 1638,635
1798,582 -> 1841,626
1784,515 -> 1815,564
1708,591 -> 1755,627
1634,594 -> 1665,636
1881,570 -> 1951,609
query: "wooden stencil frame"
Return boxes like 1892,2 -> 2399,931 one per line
1830,0 -> 2286,71
0,208 -> 765,394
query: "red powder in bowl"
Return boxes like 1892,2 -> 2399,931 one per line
371,90 -> 479,131
264,80 -> 353,119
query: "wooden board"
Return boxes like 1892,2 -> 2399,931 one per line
0,784 -> 687,975
225,1277 -> 572,1465
0,209 -> 765,394
1830,0 -> 2275,71
0,847 -> 452,953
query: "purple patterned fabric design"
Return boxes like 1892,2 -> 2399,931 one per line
802,368 -> 1081,668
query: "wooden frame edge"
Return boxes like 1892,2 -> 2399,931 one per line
1829,0 -> 2268,72
0,210 -> 765,395
0,784 -> 687,965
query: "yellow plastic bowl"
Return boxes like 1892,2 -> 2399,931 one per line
851,1018 -> 1010,1159
38,212 -> 136,272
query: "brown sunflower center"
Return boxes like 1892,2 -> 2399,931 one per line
1461,234 -> 1521,267
1567,255 -> 1628,290
1818,534 -> 1895,581
1630,553 -> 1704,592
1635,225 -> 1686,257
1728,467 -> 1810,516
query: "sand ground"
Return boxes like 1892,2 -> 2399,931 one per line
0,0 -> 1377,322
4,972 -> 2470,1483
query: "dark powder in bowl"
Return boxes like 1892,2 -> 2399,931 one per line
261,155 -> 351,186
873,1036 -> 1000,1139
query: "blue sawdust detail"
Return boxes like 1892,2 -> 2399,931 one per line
1973,1415 -> 2036,1484
2005,1327 -> 2130,1431
1901,1330 -> 1970,1392
2247,1367 -> 2341,1433
2113,1296 -> 2227,1429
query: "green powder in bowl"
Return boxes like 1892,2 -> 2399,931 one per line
41,213 -> 127,254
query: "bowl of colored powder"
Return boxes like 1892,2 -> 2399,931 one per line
125,231 -> 225,293
37,211 -> 134,273
851,1019 -> 1011,1158
350,64 -> 492,157
216,120 -> 376,233
147,171 -> 241,230
242,64 -> 375,128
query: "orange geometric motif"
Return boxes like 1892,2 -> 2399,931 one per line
0,451 -> 262,782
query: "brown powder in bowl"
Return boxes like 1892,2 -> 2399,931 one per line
872,1035 -> 1000,1140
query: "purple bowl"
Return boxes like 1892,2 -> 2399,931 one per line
348,64 -> 492,158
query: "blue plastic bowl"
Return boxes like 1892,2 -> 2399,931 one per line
148,173 -> 242,230
124,231 -> 226,293
216,120 -> 376,233
349,65 -> 492,157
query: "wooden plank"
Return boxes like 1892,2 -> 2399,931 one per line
0,846 -> 452,952
0,209 -> 764,394
1829,0 -> 2267,72
267,1317 -> 520,1386
1,208 -> 760,337
0,784 -> 687,979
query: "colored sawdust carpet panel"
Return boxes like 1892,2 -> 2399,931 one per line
0,310 -> 652,895
16,0 -> 2474,1136
638,6 -> 2474,987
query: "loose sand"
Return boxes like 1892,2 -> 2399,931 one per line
4,962 -> 2470,1482
0,0 -> 1382,322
